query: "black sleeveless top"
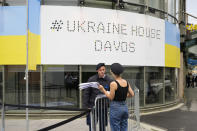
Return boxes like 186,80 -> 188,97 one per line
113,80 -> 129,101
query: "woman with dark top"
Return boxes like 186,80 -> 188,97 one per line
98,63 -> 134,131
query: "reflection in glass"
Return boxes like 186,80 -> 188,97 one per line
4,66 -> 40,110
168,0 -> 176,23
123,0 -> 145,14
82,65 -> 112,82
147,0 -> 165,19
81,0 -> 114,9
122,67 -> 144,106
3,0 -> 26,6
165,68 -> 175,102
1,64 -> 179,110
43,65 -> 79,108
148,0 -> 164,9
145,67 -> 164,104
42,0 -> 78,6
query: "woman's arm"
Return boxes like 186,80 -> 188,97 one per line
127,84 -> 134,97
98,81 -> 117,100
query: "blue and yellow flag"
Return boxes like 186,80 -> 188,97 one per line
0,1 -> 41,70
28,0 -> 41,70
165,21 -> 180,68
0,6 -> 27,65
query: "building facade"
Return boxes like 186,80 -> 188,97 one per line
0,0 -> 181,112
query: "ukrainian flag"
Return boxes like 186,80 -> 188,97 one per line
165,21 -> 180,68
0,0 -> 41,70
0,6 -> 27,65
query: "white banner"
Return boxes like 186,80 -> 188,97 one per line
41,6 -> 165,66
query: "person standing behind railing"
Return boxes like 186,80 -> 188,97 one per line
98,63 -> 134,131
82,63 -> 112,131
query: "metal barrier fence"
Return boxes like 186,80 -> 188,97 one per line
90,88 -> 143,131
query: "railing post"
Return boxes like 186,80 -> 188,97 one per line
1,104 -> 5,131
90,108 -> 94,131
1,66 -> 5,131
134,88 -> 141,130
79,65 -> 82,108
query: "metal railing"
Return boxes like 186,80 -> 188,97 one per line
79,0 -> 178,24
90,88 -> 144,131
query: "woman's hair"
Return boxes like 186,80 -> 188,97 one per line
110,63 -> 124,76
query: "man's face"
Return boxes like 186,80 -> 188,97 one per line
97,66 -> 106,78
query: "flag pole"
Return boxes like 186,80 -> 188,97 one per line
26,0 -> 29,130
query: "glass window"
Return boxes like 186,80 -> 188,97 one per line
82,65 -> 97,83
43,65 -> 79,108
82,65 -> 112,82
123,0 -> 145,14
122,66 -> 144,106
176,0 -> 179,22
168,0 -> 175,23
83,0 -> 114,9
82,65 -> 145,106
5,66 -> 26,108
29,68 -> 41,107
145,67 -> 164,105
5,0 -> 26,6
165,68 -> 176,102
148,0 -> 160,9
147,0 -> 165,19
147,0 -> 165,11
5,66 -> 40,110
125,0 -> 144,4
42,0 -> 78,6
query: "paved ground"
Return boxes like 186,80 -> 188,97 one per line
1,118 -> 153,131
1,88 -> 197,131
0,114 -> 158,131
141,88 -> 197,131
0,118 -> 89,131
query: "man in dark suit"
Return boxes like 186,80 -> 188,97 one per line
83,63 -> 112,131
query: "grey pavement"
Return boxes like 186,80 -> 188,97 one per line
0,113 -> 170,131
0,118 -> 89,131
0,114 -> 161,131
0,117 -> 158,131
2,88 -> 196,131
141,88 -> 197,131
